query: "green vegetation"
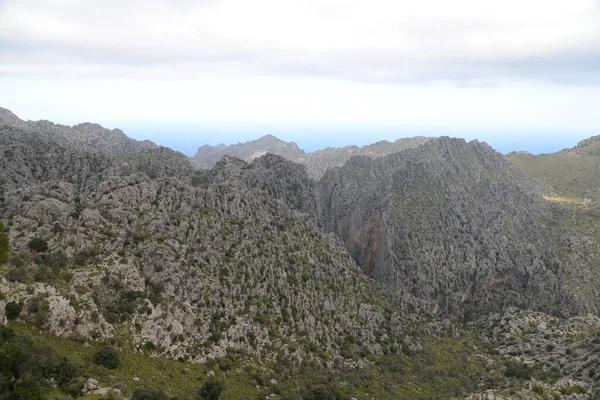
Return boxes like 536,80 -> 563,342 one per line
131,388 -> 168,400
5,302 -> 22,320
0,221 -> 8,265
0,319 -> 522,400
93,347 -> 121,369
508,137 -> 600,201
27,237 -> 48,253
504,361 -> 532,380
197,377 -> 225,400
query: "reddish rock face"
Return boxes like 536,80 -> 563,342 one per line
350,210 -> 383,276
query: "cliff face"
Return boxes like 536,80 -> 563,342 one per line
318,137 -> 582,319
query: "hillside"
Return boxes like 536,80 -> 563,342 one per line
507,136 -> 600,202
2,110 -> 600,399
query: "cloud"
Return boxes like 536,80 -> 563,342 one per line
1,0 -> 599,84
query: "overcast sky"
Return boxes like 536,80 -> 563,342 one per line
1,0 -> 599,154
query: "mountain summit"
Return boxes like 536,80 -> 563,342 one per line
0,109 -> 158,155
193,135 -> 305,169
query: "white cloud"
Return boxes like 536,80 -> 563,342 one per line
0,0 -> 598,139
1,0 -> 599,83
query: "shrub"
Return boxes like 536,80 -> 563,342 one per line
64,376 -> 87,397
27,238 -> 48,253
5,302 -> 22,320
0,222 -> 8,264
504,361 -> 531,380
6,267 -> 27,282
93,346 -> 120,369
131,388 -> 168,400
27,294 -> 50,328
40,251 -> 69,270
304,383 -> 337,400
197,377 -> 225,400
57,361 -> 85,386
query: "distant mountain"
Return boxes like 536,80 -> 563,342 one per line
0,107 -> 158,155
507,135 -> 600,202
193,135 -> 433,179
193,135 -> 305,169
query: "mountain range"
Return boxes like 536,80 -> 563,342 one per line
1,108 -> 600,399
192,134 -> 432,179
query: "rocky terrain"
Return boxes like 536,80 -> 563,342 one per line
0,107 -> 158,156
2,108 -> 600,399
0,124 -> 416,364
192,134 -> 432,179
317,137 -> 596,319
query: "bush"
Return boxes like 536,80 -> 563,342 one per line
57,361 -> 85,386
504,361 -> 531,380
40,251 -> 68,270
0,222 -> 8,264
304,383 -> 337,400
28,238 -> 48,253
197,377 -> 225,400
27,294 -> 50,328
6,267 -> 27,282
131,388 -> 168,400
93,346 -> 120,369
64,376 -> 87,397
5,302 -> 22,320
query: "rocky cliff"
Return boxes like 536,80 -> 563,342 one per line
318,137 -> 586,319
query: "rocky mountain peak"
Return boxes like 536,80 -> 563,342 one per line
0,107 -> 158,156
0,107 -> 20,124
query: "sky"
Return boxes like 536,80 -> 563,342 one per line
0,0 -> 599,155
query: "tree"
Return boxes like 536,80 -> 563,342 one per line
5,302 -> 22,320
0,222 -> 8,264
27,238 -> 48,253
131,388 -> 168,400
197,377 -> 225,400
304,383 -> 337,400
93,347 -> 120,369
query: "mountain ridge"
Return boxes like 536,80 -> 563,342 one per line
193,134 -> 434,179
